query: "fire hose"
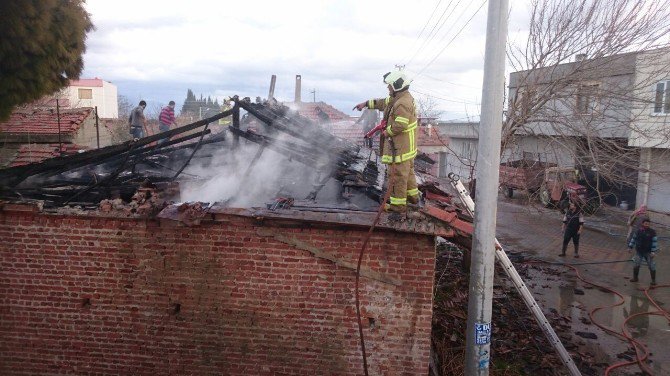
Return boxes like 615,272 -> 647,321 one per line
528,258 -> 669,375
354,133 -> 397,376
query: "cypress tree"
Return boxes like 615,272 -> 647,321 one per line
0,0 -> 94,120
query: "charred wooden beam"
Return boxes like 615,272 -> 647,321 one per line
0,108 -> 233,187
227,127 -> 318,166
235,100 -> 357,154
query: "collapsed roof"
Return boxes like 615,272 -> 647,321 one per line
0,96 -> 474,244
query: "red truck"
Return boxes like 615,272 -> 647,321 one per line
499,160 -> 553,198
499,160 -> 598,213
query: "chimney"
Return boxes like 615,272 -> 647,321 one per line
268,75 -> 277,101
294,75 -> 302,103
575,53 -> 587,62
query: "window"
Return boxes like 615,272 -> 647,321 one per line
653,80 -> 670,114
576,83 -> 599,114
78,88 -> 93,99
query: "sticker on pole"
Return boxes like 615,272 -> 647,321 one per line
475,322 -> 491,345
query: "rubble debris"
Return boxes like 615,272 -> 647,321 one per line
432,242 -> 604,375
575,332 -> 598,340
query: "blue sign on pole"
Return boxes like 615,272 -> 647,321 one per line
475,322 -> 491,345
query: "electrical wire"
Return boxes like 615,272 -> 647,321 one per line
412,86 -> 480,105
416,0 -> 487,77
405,0 -> 445,61
406,0 -> 461,67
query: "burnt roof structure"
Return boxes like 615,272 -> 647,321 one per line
0,96 -> 474,244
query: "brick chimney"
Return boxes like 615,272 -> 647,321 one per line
295,75 -> 302,103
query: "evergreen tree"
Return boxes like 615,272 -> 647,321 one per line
181,89 -> 199,114
180,89 -> 222,118
0,0 -> 94,120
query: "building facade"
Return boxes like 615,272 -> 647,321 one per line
59,78 -> 119,119
507,49 -> 670,216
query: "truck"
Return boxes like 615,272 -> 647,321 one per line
499,159 -> 554,198
500,161 -> 599,214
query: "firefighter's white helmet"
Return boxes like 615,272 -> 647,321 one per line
383,71 -> 411,92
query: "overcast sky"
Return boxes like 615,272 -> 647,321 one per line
82,0 -> 532,121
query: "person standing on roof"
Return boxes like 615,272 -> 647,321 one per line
353,70 -> 419,214
158,100 -> 177,145
628,218 -> 659,285
129,100 -> 147,139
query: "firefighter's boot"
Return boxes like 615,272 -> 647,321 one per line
651,271 -> 657,286
631,267 -> 640,282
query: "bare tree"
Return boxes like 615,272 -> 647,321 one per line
416,95 -> 444,121
504,0 -> 670,210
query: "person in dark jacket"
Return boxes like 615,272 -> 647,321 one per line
128,100 -> 147,139
628,218 -> 659,285
559,201 -> 584,258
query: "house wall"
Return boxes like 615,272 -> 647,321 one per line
0,208 -> 435,375
501,135 -> 577,168
435,123 -> 479,180
644,148 -> 670,215
64,82 -> 119,119
629,49 -> 670,149
438,138 -> 476,180
72,114 -> 114,148
508,53 -> 636,139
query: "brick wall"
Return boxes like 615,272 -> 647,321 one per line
0,209 -> 435,375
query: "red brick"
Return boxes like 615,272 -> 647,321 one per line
0,211 -> 435,375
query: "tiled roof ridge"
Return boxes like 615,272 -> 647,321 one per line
0,107 -> 93,135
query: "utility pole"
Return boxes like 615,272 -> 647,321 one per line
310,89 -> 316,102
56,99 -> 62,156
464,0 -> 508,375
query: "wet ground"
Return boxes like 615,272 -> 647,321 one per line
496,195 -> 670,375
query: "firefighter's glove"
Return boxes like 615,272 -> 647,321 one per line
353,102 -> 367,111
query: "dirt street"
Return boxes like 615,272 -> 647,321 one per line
495,196 -> 670,375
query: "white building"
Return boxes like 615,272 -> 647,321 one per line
434,122 -> 479,181
59,78 -> 118,119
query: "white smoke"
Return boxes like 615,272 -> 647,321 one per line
179,132 -> 326,207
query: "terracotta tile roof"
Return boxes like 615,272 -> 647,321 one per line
0,108 -> 93,135
10,143 -> 88,167
70,78 -> 104,87
330,120 -> 364,140
328,120 -> 381,148
291,102 -> 350,123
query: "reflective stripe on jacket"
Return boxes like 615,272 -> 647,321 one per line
367,90 -> 418,164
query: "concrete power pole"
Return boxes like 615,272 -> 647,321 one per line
464,0 -> 508,375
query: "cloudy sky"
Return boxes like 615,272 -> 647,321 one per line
82,0 -> 532,120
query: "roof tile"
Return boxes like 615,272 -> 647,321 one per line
10,143 -> 88,167
0,108 -> 93,135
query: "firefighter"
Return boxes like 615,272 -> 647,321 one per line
354,70 -> 419,213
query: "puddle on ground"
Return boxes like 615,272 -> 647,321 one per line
520,266 -> 670,375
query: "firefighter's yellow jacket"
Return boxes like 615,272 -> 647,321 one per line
367,89 -> 418,164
